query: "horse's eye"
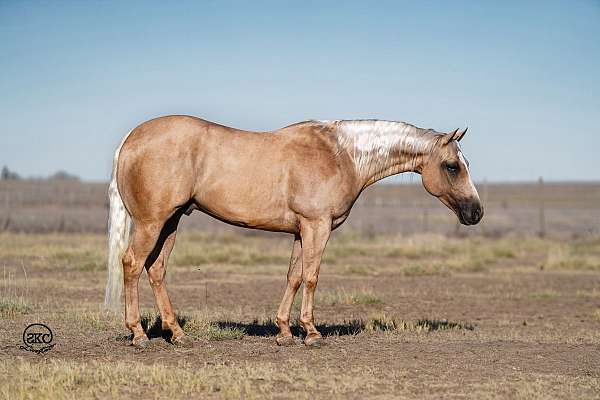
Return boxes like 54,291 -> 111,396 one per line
445,163 -> 459,173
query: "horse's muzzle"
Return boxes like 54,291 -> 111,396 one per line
458,199 -> 484,225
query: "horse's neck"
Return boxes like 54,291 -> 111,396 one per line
334,120 -> 438,187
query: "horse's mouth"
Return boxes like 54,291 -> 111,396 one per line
439,195 -> 483,226
458,201 -> 484,226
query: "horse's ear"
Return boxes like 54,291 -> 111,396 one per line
442,128 -> 459,145
442,127 -> 468,144
455,127 -> 468,142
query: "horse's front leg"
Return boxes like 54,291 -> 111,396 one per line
298,217 -> 331,347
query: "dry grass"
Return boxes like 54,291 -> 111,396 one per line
528,290 -> 560,300
0,267 -> 31,318
3,357 -> 597,400
362,313 -> 475,334
544,239 -> 600,271
0,231 -> 596,277
0,358 -> 295,400
0,297 -> 31,318
402,263 -> 447,276
320,288 -> 383,306
172,232 -> 473,272
576,289 -> 600,299
325,233 -> 545,276
172,233 -> 289,268
136,311 -> 245,341
323,233 -> 457,263
0,233 -> 106,271
182,317 -> 245,341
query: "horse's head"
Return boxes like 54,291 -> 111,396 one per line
421,128 -> 483,225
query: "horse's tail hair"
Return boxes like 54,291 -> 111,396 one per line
104,130 -> 133,312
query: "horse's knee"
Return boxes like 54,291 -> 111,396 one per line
147,264 -> 166,288
122,249 -> 140,283
122,248 -> 134,270
288,275 -> 302,290
304,275 -> 318,290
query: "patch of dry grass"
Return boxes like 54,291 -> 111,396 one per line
182,317 -> 245,341
324,233 -> 458,264
543,239 -> 600,271
172,233 -> 289,268
0,233 -> 106,271
0,297 -> 31,318
0,267 -> 31,318
2,231 -> 596,278
576,289 -> 600,299
0,358 -> 285,400
362,313 -> 475,334
339,264 -> 376,276
137,311 -> 245,341
528,290 -> 560,300
320,288 -> 383,306
1,358 -> 599,400
402,263 -> 447,276
128,231 -> 515,275
325,233 -> 544,275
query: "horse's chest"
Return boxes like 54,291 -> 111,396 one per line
332,212 -> 350,230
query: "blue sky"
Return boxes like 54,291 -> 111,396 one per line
1,1 -> 599,182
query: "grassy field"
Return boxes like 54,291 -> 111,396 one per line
0,230 -> 599,399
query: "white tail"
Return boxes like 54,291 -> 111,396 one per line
104,130 -> 133,311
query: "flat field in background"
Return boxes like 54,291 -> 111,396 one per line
1,180 -> 599,238
0,181 -> 599,399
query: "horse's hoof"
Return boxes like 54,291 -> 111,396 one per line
132,334 -> 150,348
172,335 -> 194,348
304,334 -> 323,348
276,334 -> 295,346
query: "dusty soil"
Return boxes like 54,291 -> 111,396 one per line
0,231 -> 599,399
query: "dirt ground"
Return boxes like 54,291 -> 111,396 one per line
0,231 -> 599,399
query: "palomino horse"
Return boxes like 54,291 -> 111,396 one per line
105,116 -> 483,348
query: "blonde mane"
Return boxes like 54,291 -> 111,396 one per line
321,119 -> 440,181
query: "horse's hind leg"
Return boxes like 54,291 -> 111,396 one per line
122,221 -> 163,347
145,211 -> 191,347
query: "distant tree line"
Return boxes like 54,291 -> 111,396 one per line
1,166 -> 19,180
1,165 -> 80,181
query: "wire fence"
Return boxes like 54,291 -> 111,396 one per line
1,179 -> 599,239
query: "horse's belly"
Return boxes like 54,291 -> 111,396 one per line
194,186 -> 298,233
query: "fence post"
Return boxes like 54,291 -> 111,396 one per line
538,176 -> 546,238
57,214 -> 66,233
481,178 -> 488,235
